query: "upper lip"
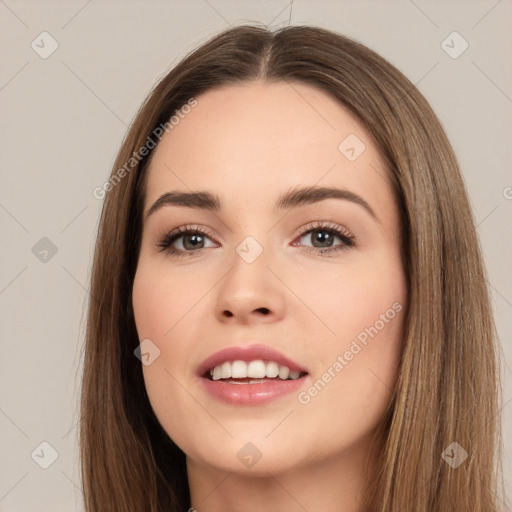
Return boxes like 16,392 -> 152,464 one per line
197,343 -> 308,377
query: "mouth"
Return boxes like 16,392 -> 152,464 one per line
198,344 -> 309,405
204,360 -> 308,383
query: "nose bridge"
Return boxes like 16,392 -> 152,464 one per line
227,232 -> 272,289
234,234 -> 266,266
214,231 -> 285,322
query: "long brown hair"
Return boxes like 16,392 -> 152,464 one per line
80,24 -> 505,511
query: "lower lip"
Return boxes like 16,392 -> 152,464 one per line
200,376 -> 307,405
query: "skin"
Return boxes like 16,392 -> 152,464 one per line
132,80 -> 408,512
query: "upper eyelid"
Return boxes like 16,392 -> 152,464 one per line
168,222 -> 347,235
296,221 -> 352,235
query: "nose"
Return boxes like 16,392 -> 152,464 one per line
214,242 -> 286,325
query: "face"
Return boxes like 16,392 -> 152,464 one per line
132,80 -> 407,476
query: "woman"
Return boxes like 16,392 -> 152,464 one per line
80,24 -> 505,511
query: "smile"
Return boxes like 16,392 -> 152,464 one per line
208,360 -> 305,381
198,344 -> 309,405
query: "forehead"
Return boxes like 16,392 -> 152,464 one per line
143,80 -> 392,216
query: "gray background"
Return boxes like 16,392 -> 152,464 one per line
1,1 -> 511,510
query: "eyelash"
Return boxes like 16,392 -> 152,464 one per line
157,221 -> 356,259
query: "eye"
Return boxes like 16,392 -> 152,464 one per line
157,224 -> 217,258
293,221 -> 356,256
157,221 -> 356,258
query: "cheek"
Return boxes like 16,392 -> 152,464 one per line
132,263 -> 215,451
295,261 -> 406,433
132,261 -> 203,340
131,263 -> 190,372
302,312 -> 404,443
297,249 -> 406,350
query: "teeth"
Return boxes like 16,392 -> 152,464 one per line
220,361 -> 231,379
247,360 -> 266,378
266,361 -> 279,378
229,379 -> 267,385
278,365 -> 290,380
212,366 -> 222,380
231,360 -> 247,378
209,360 -> 303,381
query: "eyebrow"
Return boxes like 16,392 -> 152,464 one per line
145,185 -> 378,222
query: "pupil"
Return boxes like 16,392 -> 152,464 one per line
313,231 -> 332,248
184,234 -> 203,250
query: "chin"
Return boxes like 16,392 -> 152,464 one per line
190,447 -> 304,477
